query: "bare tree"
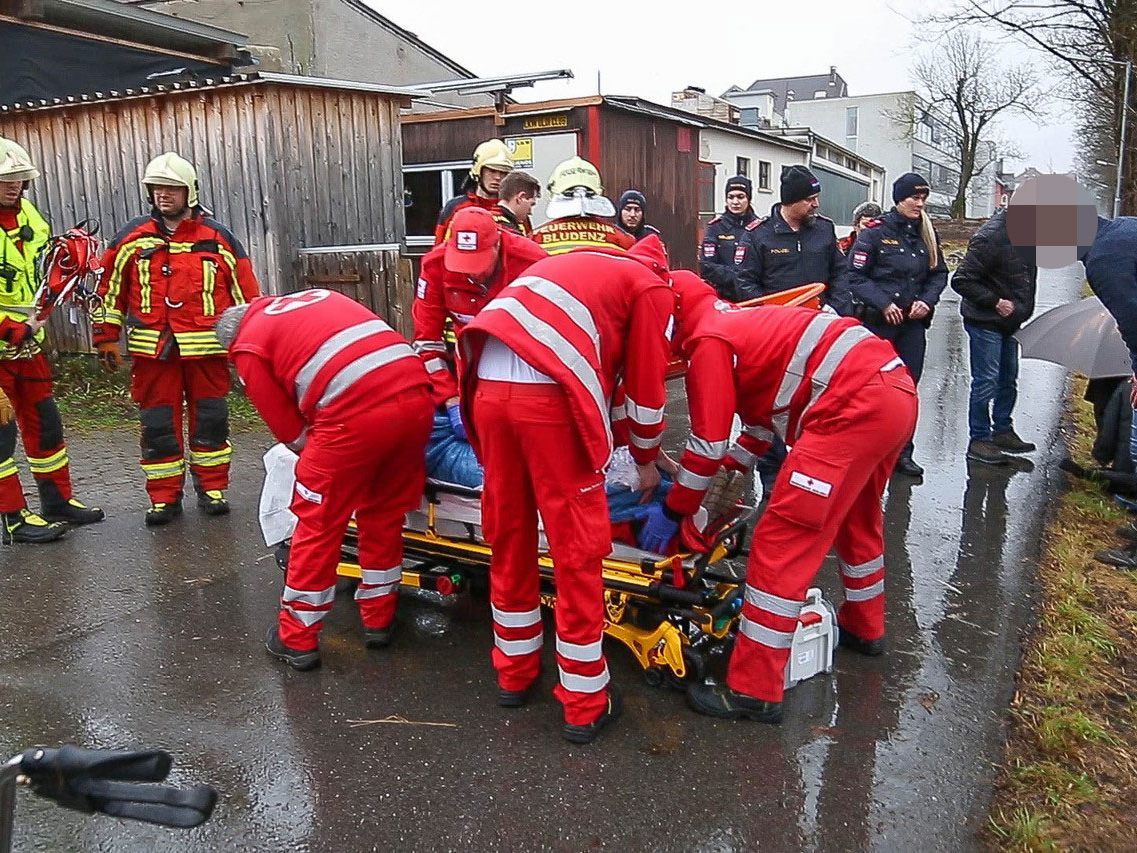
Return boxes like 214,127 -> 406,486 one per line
926,0 -> 1137,214
911,31 -> 1042,217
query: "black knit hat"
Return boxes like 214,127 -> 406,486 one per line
618,189 -> 647,212
725,175 -> 752,199
893,172 -> 930,203
780,165 -> 821,205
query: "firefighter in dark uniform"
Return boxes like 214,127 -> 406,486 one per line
846,172 -> 948,479
699,176 -> 761,302
744,165 -> 852,311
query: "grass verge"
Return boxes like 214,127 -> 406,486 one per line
49,353 -> 263,432
986,381 -> 1137,850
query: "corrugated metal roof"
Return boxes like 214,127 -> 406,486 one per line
0,71 -> 430,114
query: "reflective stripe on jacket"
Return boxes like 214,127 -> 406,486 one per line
93,210 -> 260,358
0,199 -> 50,357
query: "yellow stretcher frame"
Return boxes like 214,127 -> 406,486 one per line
334,494 -> 754,685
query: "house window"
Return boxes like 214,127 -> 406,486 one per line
403,162 -> 468,241
758,161 -> 771,190
736,156 -> 750,178
845,106 -> 858,138
739,107 -> 759,127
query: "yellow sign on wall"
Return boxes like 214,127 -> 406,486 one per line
506,137 -> 534,168
522,114 -> 569,131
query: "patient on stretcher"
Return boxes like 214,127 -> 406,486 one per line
425,412 -> 680,551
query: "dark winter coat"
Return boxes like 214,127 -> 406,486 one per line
950,209 -> 1038,333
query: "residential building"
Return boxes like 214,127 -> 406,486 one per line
145,0 -> 493,108
728,72 -> 999,218
673,87 -> 884,227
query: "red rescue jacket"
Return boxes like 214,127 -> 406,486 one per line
434,193 -> 499,245
531,216 -> 636,255
228,289 -> 429,444
460,236 -> 674,470
94,210 -> 260,359
666,272 -> 905,515
412,230 -> 547,405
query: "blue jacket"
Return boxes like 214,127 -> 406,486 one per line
845,209 -> 949,327
1085,216 -> 1137,373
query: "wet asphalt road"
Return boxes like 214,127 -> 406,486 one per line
1,265 -> 1083,852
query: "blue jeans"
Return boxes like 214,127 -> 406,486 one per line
965,322 -> 1019,441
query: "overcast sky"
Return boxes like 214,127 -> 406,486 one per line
369,0 -> 1075,173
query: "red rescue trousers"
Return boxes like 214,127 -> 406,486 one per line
727,367 -> 919,703
131,353 -> 232,504
279,387 -> 432,651
473,381 -> 613,727
0,354 -> 73,512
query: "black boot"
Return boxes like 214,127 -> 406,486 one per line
562,689 -> 623,744
38,481 -> 106,526
894,452 -> 924,479
2,509 -> 68,544
145,500 -> 183,527
686,681 -> 783,723
265,624 -> 321,671
838,629 -> 886,656
362,621 -> 396,649
966,440 -> 1007,466
498,669 -> 542,708
196,489 -> 230,517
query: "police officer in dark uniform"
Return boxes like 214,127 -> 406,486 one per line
743,165 -> 852,312
847,172 -> 948,479
699,176 -> 761,302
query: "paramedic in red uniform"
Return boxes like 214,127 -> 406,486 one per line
215,289 -> 432,671
460,236 -> 674,743
412,208 -> 546,427
94,152 -> 260,525
648,273 -> 917,723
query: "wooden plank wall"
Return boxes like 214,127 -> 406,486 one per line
0,80 -> 408,351
297,248 -> 415,338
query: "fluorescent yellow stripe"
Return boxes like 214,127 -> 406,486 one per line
140,459 -> 186,480
101,308 -> 124,325
202,261 -> 216,316
218,248 -> 245,305
0,458 -> 18,478
139,258 -> 152,314
27,447 -> 69,474
126,328 -> 161,356
189,446 -> 232,467
106,237 -> 165,312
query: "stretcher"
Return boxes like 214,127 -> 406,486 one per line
337,477 -> 755,687
261,281 -> 835,687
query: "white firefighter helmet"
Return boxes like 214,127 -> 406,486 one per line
545,156 -> 616,219
470,139 -> 514,180
0,138 -> 40,183
142,151 -> 199,208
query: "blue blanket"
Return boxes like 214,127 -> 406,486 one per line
424,413 -> 672,517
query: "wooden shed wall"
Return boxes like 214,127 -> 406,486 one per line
402,114 -> 497,165
0,80 -> 407,350
596,107 -> 700,271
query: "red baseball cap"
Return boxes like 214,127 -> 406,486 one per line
444,208 -> 501,275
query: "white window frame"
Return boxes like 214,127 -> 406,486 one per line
403,160 -> 468,247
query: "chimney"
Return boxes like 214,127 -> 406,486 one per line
687,85 -> 706,94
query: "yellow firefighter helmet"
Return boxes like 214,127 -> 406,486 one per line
142,151 -> 199,207
0,138 -> 40,182
470,139 -> 514,180
547,156 -> 603,197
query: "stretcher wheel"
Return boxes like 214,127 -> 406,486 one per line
643,667 -> 666,688
663,648 -> 707,691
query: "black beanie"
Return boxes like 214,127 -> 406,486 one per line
618,189 -> 647,213
725,175 -> 752,199
780,165 -> 821,205
893,172 -> 930,203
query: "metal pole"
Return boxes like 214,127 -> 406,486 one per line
1114,60 -> 1130,218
